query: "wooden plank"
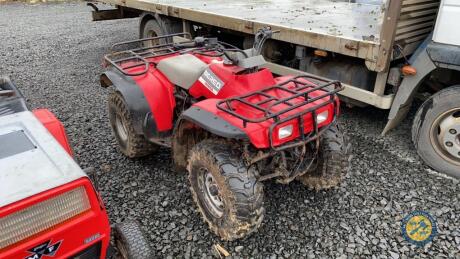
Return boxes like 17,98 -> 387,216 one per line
374,0 -> 403,72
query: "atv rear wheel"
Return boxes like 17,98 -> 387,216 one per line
113,221 -> 153,259
297,123 -> 351,190
108,91 -> 157,158
187,139 -> 265,241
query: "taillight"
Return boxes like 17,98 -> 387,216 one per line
0,186 -> 91,249
277,124 -> 294,140
316,110 -> 329,124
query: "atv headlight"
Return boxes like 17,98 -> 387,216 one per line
0,186 -> 91,249
278,125 -> 293,139
316,110 -> 329,124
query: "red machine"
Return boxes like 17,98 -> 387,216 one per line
0,77 -> 151,259
101,28 -> 351,240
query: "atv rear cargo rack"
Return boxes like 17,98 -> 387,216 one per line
216,75 -> 343,151
104,33 -> 194,76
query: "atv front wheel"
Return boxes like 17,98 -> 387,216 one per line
108,91 -> 157,158
297,123 -> 351,190
113,221 -> 153,259
187,139 -> 265,241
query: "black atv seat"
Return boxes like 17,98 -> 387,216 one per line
157,54 -> 208,90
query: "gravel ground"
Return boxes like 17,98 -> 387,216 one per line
1,2 -> 459,258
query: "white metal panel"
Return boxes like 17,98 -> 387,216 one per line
0,111 -> 86,207
433,0 -> 460,45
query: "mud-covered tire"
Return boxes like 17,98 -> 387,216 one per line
108,91 -> 156,158
412,86 -> 460,178
113,221 -> 153,259
187,139 -> 265,241
297,123 -> 351,190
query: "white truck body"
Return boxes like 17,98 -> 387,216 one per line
433,0 -> 460,45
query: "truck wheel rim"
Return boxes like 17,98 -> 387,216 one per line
198,167 -> 224,218
430,108 -> 460,166
145,30 -> 160,47
115,115 -> 128,142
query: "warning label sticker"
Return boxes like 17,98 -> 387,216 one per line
198,68 -> 224,95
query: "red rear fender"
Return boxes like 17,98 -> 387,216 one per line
33,109 -> 73,156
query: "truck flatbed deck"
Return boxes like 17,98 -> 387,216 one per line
161,0 -> 384,43
102,0 -> 386,67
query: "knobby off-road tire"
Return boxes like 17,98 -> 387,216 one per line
297,123 -> 351,190
113,221 -> 153,259
187,139 -> 265,241
108,91 -> 157,158
412,86 -> 460,178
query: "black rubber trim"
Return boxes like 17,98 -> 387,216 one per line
427,42 -> 460,70
101,69 -> 159,137
180,106 -> 248,139
0,76 -> 29,117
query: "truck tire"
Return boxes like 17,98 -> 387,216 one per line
113,221 -> 153,259
108,91 -> 157,158
297,123 -> 351,190
187,139 -> 265,241
412,86 -> 460,178
140,16 -> 182,47
141,19 -> 165,47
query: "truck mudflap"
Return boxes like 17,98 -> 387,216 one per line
383,37 -> 460,135
382,37 -> 436,135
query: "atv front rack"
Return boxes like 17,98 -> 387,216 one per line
104,33 -> 194,76
217,75 -> 343,151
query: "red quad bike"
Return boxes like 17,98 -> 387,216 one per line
101,28 -> 351,240
0,77 -> 152,259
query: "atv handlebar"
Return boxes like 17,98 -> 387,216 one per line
253,27 -> 280,56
